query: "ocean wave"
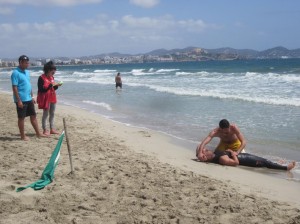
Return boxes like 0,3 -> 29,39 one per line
175,71 -> 210,76
77,76 -> 112,85
94,69 -> 117,73
156,69 -> 180,73
72,71 -> 94,78
131,68 -> 180,76
30,70 -> 43,77
245,72 -> 300,82
82,100 -> 112,111
93,69 -> 117,75
127,83 -> 300,107
0,71 -> 11,76
131,69 -> 146,76
131,69 -> 160,76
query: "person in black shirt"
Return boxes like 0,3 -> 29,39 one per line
199,149 -> 296,171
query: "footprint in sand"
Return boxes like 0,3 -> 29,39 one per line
138,131 -> 151,137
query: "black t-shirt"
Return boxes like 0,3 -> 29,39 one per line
211,151 -> 231,164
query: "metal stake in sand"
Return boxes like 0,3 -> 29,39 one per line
63,118 -> 74,174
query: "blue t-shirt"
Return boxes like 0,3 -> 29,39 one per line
11,67 -> 32,102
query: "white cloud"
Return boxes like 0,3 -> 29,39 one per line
0,15 -> 216,57
0,6 -> 13,15
16,22 -> 30,32
33,22 -> 56,32
0,0 -> 103,7
178,19 -> 207,32
234,21 -> 244,28
0,23 -> 14,32
129,0 -> 159,8
121,15 -> 173,29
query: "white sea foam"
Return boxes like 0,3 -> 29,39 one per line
131,69 -> 146,76
175,71 -> 210,76
245,72 -> 300,82
156,69 -> 180,73
56,67 -> 300,107
30,70 -> 43,77
83,100 -> 112,111
77,75 -> 112,85
94,69 -> 117,73
129,83 -> 300,107
72,71 -> 94,78
0,70 -> 10,76
93,69 -> 116,76
131,68 -> 179,76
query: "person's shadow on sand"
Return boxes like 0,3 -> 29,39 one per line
0,133 -> 35,141
0,136 -> 20,141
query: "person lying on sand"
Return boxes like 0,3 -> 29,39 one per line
196,119 -> 246,161
198,149 -> 296,171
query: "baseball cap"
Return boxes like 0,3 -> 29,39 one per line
18,55 -> 29,62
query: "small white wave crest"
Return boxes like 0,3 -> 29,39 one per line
127,83 -> 300,107
83,100 -> 112,111
93,69 -> 117,75
131,68 -> 180,76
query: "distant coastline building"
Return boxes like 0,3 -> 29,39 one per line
159,55 -> 173,62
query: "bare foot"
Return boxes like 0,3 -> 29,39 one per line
287,161 -> 296,171
21,136 -> 30,141
37,133 -> 48,138
43,130 -> 50,136
50,129 -> 59,134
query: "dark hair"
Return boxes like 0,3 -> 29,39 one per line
219,119 -> 230,129
19,55 -> 29,62
43,61 -> 56,73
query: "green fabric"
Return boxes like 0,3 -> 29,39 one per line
16,132 -> 65,192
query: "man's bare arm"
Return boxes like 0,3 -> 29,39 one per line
232,125 -> 246,154
196,129 -> 217,159
219,154 -> 239,166
12,85 -> 23,108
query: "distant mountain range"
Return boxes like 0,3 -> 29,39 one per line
2,46 -> 300,62
86,46 -> 300,60
145,46 -> 300,59
204,46 -> 300,59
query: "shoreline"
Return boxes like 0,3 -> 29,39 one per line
1,92 -> 300,223
61,98 -> 300,182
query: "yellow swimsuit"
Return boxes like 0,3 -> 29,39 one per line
216,139 -> 241,151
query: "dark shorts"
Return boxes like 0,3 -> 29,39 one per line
116,83 -> 122,88
16,101 -> 36,118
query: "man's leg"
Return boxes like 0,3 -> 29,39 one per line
26,100 -> 46,138
18,117 -> 29,141
30,115 -> 46,138
238,153 -> 288,170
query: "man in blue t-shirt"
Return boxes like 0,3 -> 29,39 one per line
11,55 -> 46,140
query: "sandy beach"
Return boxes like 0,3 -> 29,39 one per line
0,92 -> 300,224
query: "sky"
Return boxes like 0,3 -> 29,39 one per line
0,0 -> 300,58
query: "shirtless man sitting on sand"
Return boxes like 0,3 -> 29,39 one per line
196,119 -> 246,161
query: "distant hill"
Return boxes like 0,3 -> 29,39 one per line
75,46 -> 300,63
82,52 -> 132,59
2,46 -> 300,62
257,46 -> 300,58
204,47 -> 259,58
145,47 -> 199,56
143,46 -> 300,59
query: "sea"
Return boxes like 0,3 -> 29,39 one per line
1,59 -> 299,181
